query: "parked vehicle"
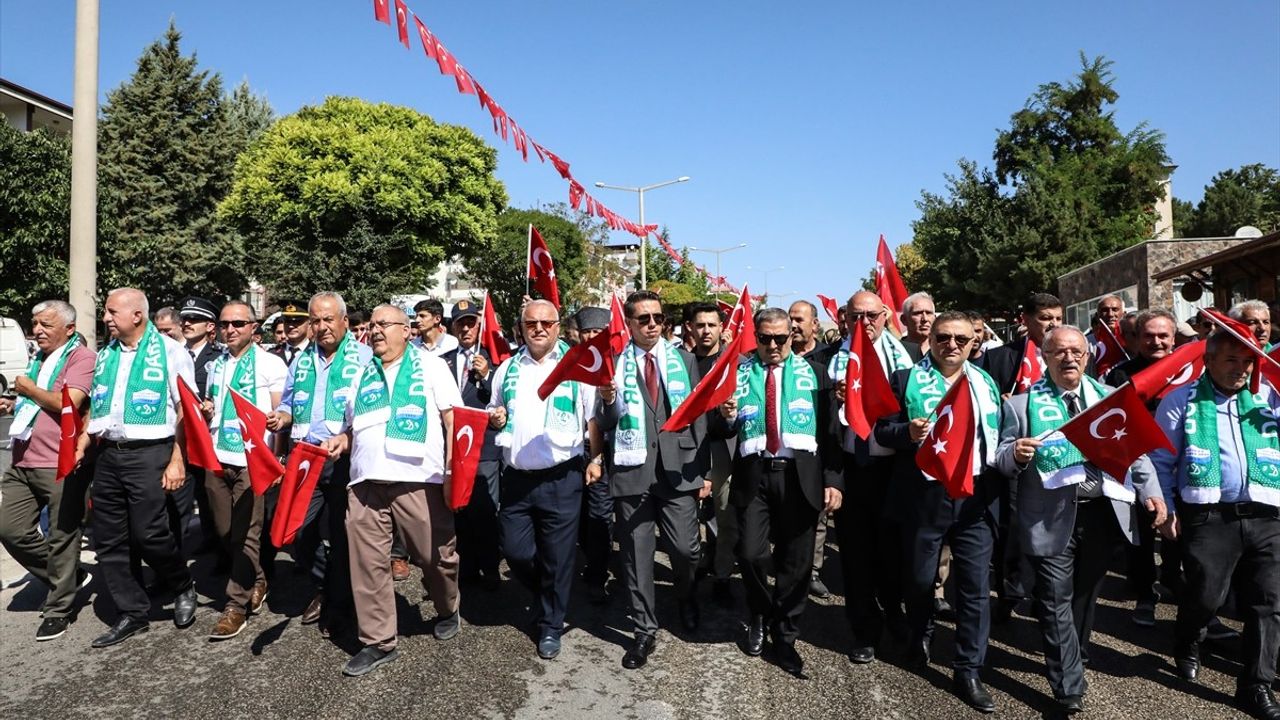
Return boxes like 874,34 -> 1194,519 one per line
0,317 -> 31,394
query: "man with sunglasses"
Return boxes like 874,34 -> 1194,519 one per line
597,291 -> 709,670
199,302 -> 287,640
877,310 -> 1004,713
486,299 -> 604,661
714,307 -> 843,677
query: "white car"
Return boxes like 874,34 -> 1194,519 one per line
0,317 -> 32,394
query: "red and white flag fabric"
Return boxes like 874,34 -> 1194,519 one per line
448,406 -> 489,511
843,321 -> 901,439
270,441 -> 329,548
608,293 -> 631,356
916,374 -> 977,500
1013,338 -> 1045,394
229,390 -> 285,496
56,387 -> 82,482
817,294 -> 841,325
1059,384 -> 1174,480
177,376 -> 223,476
537,326 -> 613,400
527,225 -> 561,308
479,292 -> 512,366
663,331 -> 745,433
393,0 -> 410,47
414,15 -> 436,59
875,235 -> 910,335
1200,308 -> 1280,393
1091,321 -> 1129,378
725,285 -> 756,354
373,0 -> 391,24
1129,340 -> 1206,403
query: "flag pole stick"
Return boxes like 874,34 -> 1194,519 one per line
525,224 -> 533,297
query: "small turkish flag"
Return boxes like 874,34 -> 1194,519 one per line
916,374 -> 976,500
817,294 -> 841,325
479,292 -> 513,366
229,390 -> 285,496
373,0 -> 390,24
876,235 -> 910,335
177,377 -> 223,476
843,321 -> 901,440
270,441 -> 329,548
528,225 -> 561,308
663,331 -> 745,433
725,285 -> 756,354
413,15 -> 436,59
393,0 -> 410,47
448,406 -> 489,511
1013,338 -> 1045,394
537,326 -> 614,400
1266,346 -> 1280,389
56,387 -> 82,482
1091,321 -> 1129,378
1130,340 -> 1205,403
1200,308 -> 1280,393
1059,384 -> 1174,480
609,293 -> 631,356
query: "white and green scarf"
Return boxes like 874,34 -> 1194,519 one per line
734,353 -> 820,456
1182,374 -> 1280,507
613,340 -> 693,466
290,331 -> 363,440
495,341 -> 583,449
352,345 -> 432,459
903,355 -> 1000,473
210,345 -> 259,463
10,334 -> 82,441
1026,377 -> 1136,502
88,322 -> 171,439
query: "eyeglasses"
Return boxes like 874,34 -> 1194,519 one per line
370,321 -> 406,330
630,313 -> 666,326
218,320 -> 255,329
1050,349 -> 1087,359
523,319 -> 559,331
933,334 -> 973,346
756,333 -> 790,347
846,310 -> 885,322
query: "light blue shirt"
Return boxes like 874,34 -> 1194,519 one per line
276,341 -> 373,443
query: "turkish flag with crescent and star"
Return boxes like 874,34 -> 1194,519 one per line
609,293 -> 631,356
1013,338 -> 1045,393
916,374 -> 976,500
528,225 -> 561,308
875,235 -> 909,335
229,390 -> 285,496
1129,340 -> 1205,403
1059,383 -> 1173,480
844,320 -> 901,439
725,285 -> 756,354
662,330 -> 745,433
817,294 -> 841,325
56,387 -> 82,482
537,325 -> 613,400
373,0 -> 390,24
1200,308 -> 1280,393
393,0 -> 410,47
177,376 -> 223,476
448,406 -> 489,511
479,291 -> 513,366
270,441 -> 329,548
1091,321 -> 1129,378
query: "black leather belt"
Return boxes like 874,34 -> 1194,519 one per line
758,457 -> 792,472
96,437 -> 173,450
1183,501 -> 1279,521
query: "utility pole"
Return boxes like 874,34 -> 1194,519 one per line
68,0 -> 100,346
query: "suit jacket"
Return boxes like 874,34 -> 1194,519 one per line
901,339 -> 924,364
598,346 -> 708,498
709,355 -> 844,511
441,345 -> 501,462
994,386 -> 1162,557
978,337 -> 1026,396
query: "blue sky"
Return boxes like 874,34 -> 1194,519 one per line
3,1 -> 1278,307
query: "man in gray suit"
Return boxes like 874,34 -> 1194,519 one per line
597,290 -> 710,670
996,326 -> 1167,715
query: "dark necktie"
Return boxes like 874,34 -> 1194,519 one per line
1064,392 -> 1103,497
458,350 -> 470,390
644,352 -> 660,405
766,363 -> 782,455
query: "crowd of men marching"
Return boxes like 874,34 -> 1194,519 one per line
2,284 -> 1279,718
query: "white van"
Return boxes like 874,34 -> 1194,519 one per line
0,317 -> 31,394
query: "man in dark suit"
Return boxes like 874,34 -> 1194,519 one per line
573,306 -> 616,603
440,299 -> 502,589
995,325 -> 1166,714
597,291 -> 709,669
712,307 -> 844,677
270,302 -> 312,368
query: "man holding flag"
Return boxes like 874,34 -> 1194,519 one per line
0,300 -> 95,642
199,301 -> 287,640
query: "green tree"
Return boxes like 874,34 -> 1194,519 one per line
0,126 -> 72,316
221,96 -> 507,309
463,206 -> 588,325
225,79 -> 274,160
1176,164 -> 1280,237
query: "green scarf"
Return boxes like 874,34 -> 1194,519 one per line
734,352 -> 819,455
903,355 -> 1001,470
1027,376 -> 1111,483
613,340 -> 693,466
1182,374 -> 1280,507
88,322 -> 171,439
495,341 -> 582,448
210,345 -> 258,460
352,345 -> 431,458
11,334 -> 81,441
290,331 -> 363,439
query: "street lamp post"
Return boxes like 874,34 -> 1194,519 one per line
595,176 -> 690,290
689,243 -> 747,298
746,265 -> 785,300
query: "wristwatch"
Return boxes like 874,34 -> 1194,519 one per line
590,456 -> 604,467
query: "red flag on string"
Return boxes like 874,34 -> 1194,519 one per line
609,293 -> 631,356
537,327 -> 614,400
726,285 -> 756,354
373,0 -> 391,24
876,235 -> 909,334
1130,340 -> 1205,403
453,65 -> 476,95
270,441 -> 329,548
844,321 -> 901,440
916,374 -> 976,500
448,406 -> 489,511
817,295 -> 841,324
663,331 -> 745,433
434,39 -> 458,77
479,292 -> 512,366
229,390 -> 285,496
414,15 -> 436,59
393,0 -> 410,47
56,387 -> 82,482
528,225 -> 561,308
177,377 -> 223,475
1091,320 -> 1129,378
1013,338 -> 1045,394
1059,384 -> 1174,480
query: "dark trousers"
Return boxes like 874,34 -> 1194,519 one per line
997,473 -> 1029,601
91,442 -> 192,621
736,461 -> 818,645
1127,504 -> 1181,601
615,484 -> 700,638
834,456 -> 901,648
204,467 -> 264,614
0,465 -> 90,619
292,454 -> 353,620
1175,505 -> 1280,690
457,459 -> 502,579
579,472 -> 614,587
188,461 -> 221,554
499,460 -> 583,638
1027,500 -> 1124,699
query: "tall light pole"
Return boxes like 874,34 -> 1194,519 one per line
595,176 -> 690,290
746,265 -> 785,301
689,243 -> 747,298
69,0 -> 100,346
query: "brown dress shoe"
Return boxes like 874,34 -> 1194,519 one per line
301,594 -> 324,625
209,610 -> 247,640
250,581 -> 269,614
392,558 -> 411,582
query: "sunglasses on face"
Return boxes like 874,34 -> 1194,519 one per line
933,334 -> 973,346
523,319 -> 559,331
846,310 -> 884,322
756,333 -> 790,347
219,320 -> 255,329
630,313 -> 666,327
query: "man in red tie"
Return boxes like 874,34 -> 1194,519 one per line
712,307 -> 843,677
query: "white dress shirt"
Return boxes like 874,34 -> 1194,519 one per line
94,334 -> 196,441
487,346 -> 597,471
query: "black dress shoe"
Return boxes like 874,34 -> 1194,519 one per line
622,634 -> 656,669
743,615 -> 766,657
774,641 -> 804,676
1235,685 -> 1280,720
92,617 -> 150,648
848,646 -> 875,664
906,636 -> 932,669
1174,643 -> 1200,682
1058,695 -> 1085,714
679,599 -> 700,633
952,676 -> 996,714
173,585 -> 198,628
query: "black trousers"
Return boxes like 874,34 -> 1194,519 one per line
834,455 -> 902,648
457,459 -> 503,579
292,454 -> 353,620
92,441 -> 192,621
499,460 -> 583,638
1027,499 -> 1125,699
579,470 -> 615,587
736,461 -> 818,645
998,473 -> 1030,602
1175,503 -> 1280,690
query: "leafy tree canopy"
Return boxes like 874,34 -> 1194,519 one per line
1175,163 -> 1280,238
464,205 -> 588,326
0,126 -> 72,317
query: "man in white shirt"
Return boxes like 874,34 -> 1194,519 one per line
324,304 -> 463,677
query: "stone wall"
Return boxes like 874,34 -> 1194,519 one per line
1144,238 -> 1244,309
1058,238 -> 1246,308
